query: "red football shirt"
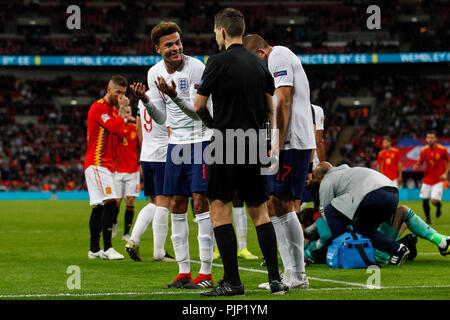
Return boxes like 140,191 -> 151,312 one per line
116,123 -> 140,173
84,98 -> 125,172
377,148 -> 400,181
418,144 -> 449,185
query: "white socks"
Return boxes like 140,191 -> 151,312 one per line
270,216 -> 293,275
171,212 -> 190,274
152,206 -> 170,260
196,211 -> 213,275
279,211 -> 305,275
233,206 -> 247,251
130,203 -> 156,245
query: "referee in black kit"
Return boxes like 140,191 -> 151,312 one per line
193,8 -> 288,296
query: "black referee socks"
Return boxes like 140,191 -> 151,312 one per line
102,200 -> 117,251
256,222 -> 281,283
124,205 -> 134,235
89,205 -> 103,252
213,224 -> 242,286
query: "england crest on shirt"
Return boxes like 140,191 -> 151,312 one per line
178,78 -> 189,92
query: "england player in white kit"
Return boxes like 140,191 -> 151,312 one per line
130,22 -> 214,289
244,34 -> 316,289
311,104 -> 326,168
125,92 -> 174,262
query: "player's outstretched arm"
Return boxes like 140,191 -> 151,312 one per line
155,76 -> 199,120
130,82 -> 166,125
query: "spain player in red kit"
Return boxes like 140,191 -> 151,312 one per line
113,101 -> 141,241
85,75 -> 129,260
377,136 -> 402,187
413,131 -> 450,224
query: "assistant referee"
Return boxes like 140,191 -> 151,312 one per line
194,8 -> 288,296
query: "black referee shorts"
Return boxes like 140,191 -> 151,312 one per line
206,162 -> 269,208
205,136 -> 271,207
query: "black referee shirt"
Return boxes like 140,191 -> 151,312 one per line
197,44 -> 275,132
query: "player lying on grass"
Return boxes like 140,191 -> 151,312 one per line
300,205 -> 450,265
311,162 -> 410,265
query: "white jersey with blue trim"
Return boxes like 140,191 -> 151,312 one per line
137,95 -> 168,162
268,46 -> 316,151
147,55 -> 213,144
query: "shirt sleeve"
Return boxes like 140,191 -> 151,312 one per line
377,151 -> 383,165
319,178 -> 334,212
197,55 -> 220,97
146,70 -> 167,124
315,106 -> 324,131
93,103 -> 125,135
418,147 -> 426,164
268,49 -> 294,89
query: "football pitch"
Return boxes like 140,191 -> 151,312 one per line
0,200 -> 449,301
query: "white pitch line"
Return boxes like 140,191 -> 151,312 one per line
2,284 -> 450,299
191,260 -> 369,288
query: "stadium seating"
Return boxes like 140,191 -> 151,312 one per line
1,0 -> 448,55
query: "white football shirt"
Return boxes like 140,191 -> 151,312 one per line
137,94 -> 168,162
147,55 -> 212,144
268,46 -> 316,151
312,104 -> 325,167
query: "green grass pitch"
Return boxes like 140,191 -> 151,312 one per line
0,200 -> 449,300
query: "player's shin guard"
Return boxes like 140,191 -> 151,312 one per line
130,203 -> 156,245
271,216 -> 293,273
171,213 -> 190,274
279,211 -> 306,274
124,205 -> 134,235
423,199 -> 431,221
101,201 -> 116,250
233,206 -> 247,251
404,208 -> 447,247
196,212 -> 213,275
152,206 -> 169,259
89,205 -> 103,252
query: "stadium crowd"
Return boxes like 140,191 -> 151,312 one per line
0,0 -> 448,55
0,71 -> 447,191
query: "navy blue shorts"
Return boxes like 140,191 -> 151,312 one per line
163,141 -> 208,196
302,189 -> 314,203
267,149 -> 312,200
141,161 -> 166,196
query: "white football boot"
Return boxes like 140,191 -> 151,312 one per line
101,247 -> 124,260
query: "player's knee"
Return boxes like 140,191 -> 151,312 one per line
192,198 -> 209,214
396,205 -> 409,216
170,197 -> 188,213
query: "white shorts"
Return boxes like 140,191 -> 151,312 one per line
420,182 -> 444,201
392,179 -> 399,188
85,165 -> 118,206
113,171 -> 140,198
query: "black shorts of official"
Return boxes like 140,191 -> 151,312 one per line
206,162 -> 269,208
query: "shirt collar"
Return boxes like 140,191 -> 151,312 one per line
227,43 -> 243,50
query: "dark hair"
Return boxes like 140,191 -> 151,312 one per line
382,136 -> 391,142
214,8 -> 245,37
110,75 -> 128,87
426,130 -> 437,137
151,22 -> 182,45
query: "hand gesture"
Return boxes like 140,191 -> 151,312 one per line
118,95 -> 130,109
130,82 -> 149,104
155,76 -> 177,99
